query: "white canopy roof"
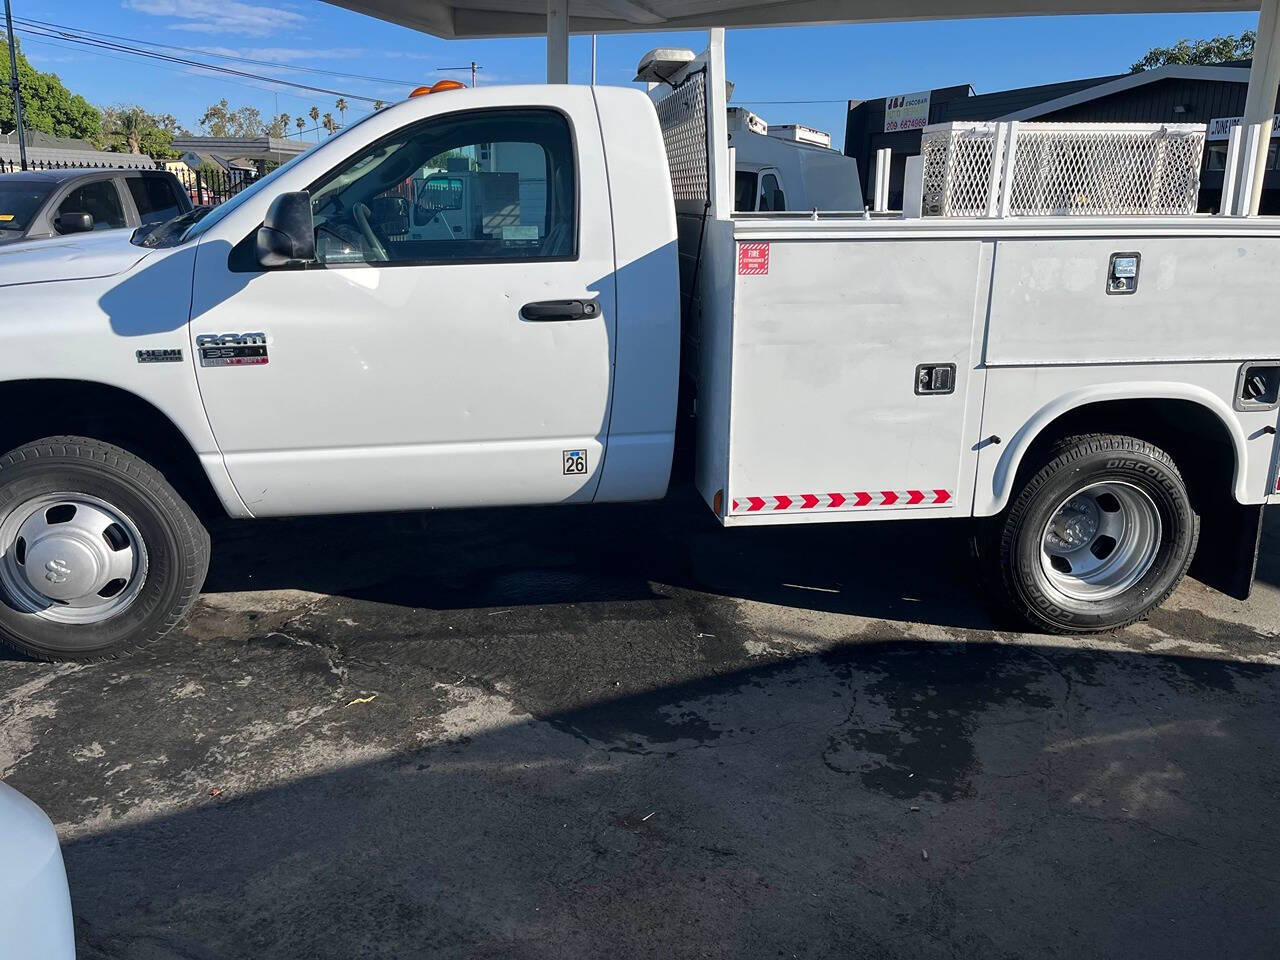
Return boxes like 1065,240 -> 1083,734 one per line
324,0 -> 1262,38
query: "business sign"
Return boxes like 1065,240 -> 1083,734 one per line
1207,114 -> 1280,140
884,91 -> 931,133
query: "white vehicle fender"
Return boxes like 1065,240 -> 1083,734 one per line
984,381 -> 1249,515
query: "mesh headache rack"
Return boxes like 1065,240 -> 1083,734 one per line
921,121 -> 1207,218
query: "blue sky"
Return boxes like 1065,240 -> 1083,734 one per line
20,2 -> 1261,143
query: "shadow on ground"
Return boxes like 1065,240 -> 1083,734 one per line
55,638 -> 1280,960
200,486 -> 1000,631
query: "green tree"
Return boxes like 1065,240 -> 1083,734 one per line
373,99 -> 386,111
198,99 -> 267,137
295,115 -> 306,137
1130,31 -> 1255,72
335,97 -> 348,124
322,112 -> 338,136
99,105 -> 183,158
0,33 -> 100,141
266,112 -> 292,137
308,105 -> 320,142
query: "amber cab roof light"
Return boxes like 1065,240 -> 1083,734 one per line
409,79 -> 467,98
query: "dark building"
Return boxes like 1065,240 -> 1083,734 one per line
844,63 -> 1280,213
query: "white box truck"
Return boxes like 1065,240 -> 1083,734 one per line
0,40 -> 1276,661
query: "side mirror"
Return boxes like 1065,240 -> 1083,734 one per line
54,212 -> 93,234
255,191 -> 315,267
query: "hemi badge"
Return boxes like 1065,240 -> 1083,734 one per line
136,349 -> 183,364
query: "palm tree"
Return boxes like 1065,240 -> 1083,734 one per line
296,115 -> 306,138
308,105 -> 320,142
373,100 -> 385,111
335,98 -> 348,126
110,107 -> 147,154
322,112 -> 338,136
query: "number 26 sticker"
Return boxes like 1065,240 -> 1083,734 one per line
563,449 -> 588,475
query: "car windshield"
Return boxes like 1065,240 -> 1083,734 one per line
175,108 -> 385,246
0,180 -> 54,231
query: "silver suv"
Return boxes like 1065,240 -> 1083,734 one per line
0,167 -> 193,244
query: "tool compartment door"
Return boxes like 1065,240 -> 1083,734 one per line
725,235 -> 987,523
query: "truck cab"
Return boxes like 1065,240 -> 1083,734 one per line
0,84 -> 681,660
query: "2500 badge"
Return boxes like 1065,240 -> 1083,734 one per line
197,332 -> 269,368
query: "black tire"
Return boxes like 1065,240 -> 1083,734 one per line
0,437 -> 209,661
983,433 -> 1198,634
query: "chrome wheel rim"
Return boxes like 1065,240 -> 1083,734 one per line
0,493 -> 148,624
1039,481 -> 1161,603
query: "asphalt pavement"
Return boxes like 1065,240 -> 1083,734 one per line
2,489 -> 1278,959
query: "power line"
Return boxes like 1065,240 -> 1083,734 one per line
14,23 -> 386,103
18,33 -> 346,110
16,32 -> 370,142
16,15 -> 424,87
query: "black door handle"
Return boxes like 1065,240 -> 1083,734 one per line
520,299 -> 599,322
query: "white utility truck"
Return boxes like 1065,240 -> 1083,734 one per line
725,106 -> 864,212
0,37 -> 1278,661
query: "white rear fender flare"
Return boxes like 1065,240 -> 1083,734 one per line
984,382 -> 1249,516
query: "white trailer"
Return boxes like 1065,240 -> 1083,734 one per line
0,2 -> 1278,660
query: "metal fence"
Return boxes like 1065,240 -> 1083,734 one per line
0,157 -> 256,207
921,121 -> 1207,217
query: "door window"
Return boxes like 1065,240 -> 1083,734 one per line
58,180 -> 127,230
127,176 -> 185,225
758,172 -> 786,212
307,108 -> 576,266
734,171 -> 759,212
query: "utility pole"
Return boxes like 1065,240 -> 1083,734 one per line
440,61 -> 481,87
4,0 -> 27,171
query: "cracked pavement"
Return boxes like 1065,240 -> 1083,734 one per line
2,489 -> 1278,959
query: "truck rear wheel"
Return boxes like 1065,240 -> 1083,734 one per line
988,433 -> 1198,633
0,438 -> 209,661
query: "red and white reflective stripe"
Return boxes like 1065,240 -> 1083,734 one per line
730,489 -> 953,513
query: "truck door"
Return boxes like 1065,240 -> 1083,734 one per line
190,103 -> 616,516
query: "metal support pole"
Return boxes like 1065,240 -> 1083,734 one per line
1220,123 -> 1243,215
985,123 -> 1007,217
705,28 -> 731,220
546,0 -> 569,84
873,147 -> 891,212
999,121 -> 1020,218
591,34 -> 597,85
4,0 -> 26,171
1237,123 -> 1264,216
1242,0 -> 1280,215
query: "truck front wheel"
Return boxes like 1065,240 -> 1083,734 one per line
988,434 -> 1198,633
0,438 -> 209,661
